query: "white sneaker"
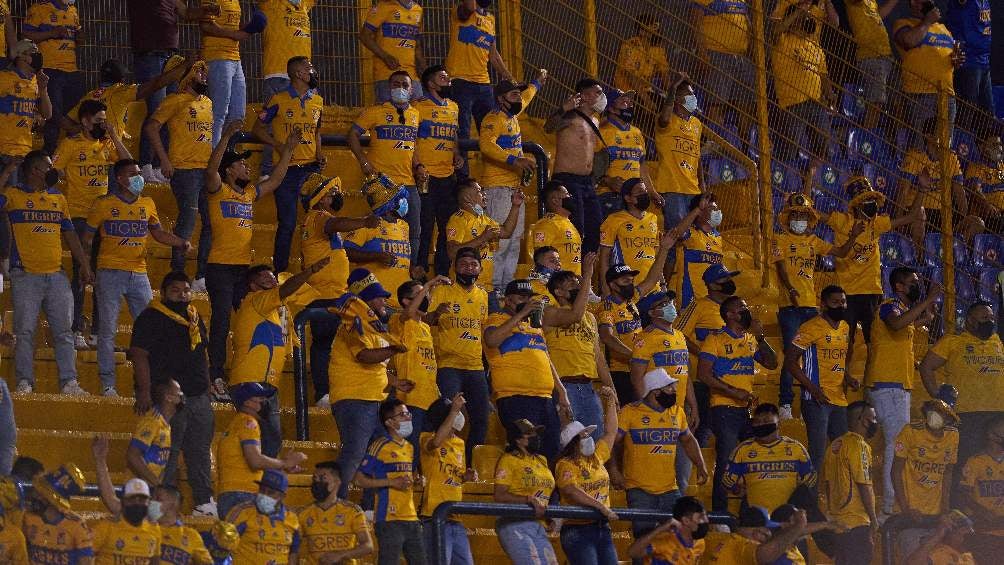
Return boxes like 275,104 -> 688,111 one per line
61,380 -> 89,396
191,277 -> 207,293
15,380 -> 32,393
315,394 -> 330,409
193,500 -> 218,517
73,332 -> 88,350
779,404 -> 793,420
102,386 -> 118,397
86,335 -> 98,349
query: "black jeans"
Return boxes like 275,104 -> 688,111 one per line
553,172 -> 602,254
610,371 -> 636,407
496,395 -> 561,463
206,263 -> 248,380
163,393 -> 214,505
259,391 -> 282,458
419,175 -> 458,277
306,298 -> 341,402
833,525 -> 874,565
375,520 -> 427,565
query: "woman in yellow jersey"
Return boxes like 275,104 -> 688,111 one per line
493,418 -> 558,565
556,387 -> 620,565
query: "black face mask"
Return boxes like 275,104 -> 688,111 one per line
123,504 -> 148,526
860,201 -> 878,218
656,391 -> 677,409
634,194 -> 651,211
29,52 -> 43,73
162,299 -> 189,316
330,193 -> 344,212
618,108 -> 635,124
44,168 -> 60,187
526,435 -> 542,453
175,398 -> 186,412
617,283 -> 635,299
192,82 -> 209,96
101,70 -> 124,85
738,309 -> 753,329
437,85 -> 454,100
693,522 -> 710,540
26,496 -> 45,514
561,196 -> 575,213
905,284 -> 922,303
974,320 -> 995,340
310,480 -> 331,502
567,288 -> 580,303
716,280 -> 737,296
752,422 -> 778,438
505,99 -> 522,116
456,272 -> 477,286
234,178 -> 250,190
827,307 -> 847,322
865,421 -> 879,439
91,123 -> 107,140
307,73 -> 319,90
418,297 -> 430,312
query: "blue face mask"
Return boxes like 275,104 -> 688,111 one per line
390,87 -> 410,105
682,94 -> 699,113
255,494 -> 278,515
536,266 -> 555,277
395,197 -> 409,218
661,302 -> 678,323
288,0 -> 301,5
128,174 -> 145,196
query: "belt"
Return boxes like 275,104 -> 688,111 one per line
561,376 -> 593,384
870,382 -> 906,390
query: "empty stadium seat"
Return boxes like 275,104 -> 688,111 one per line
839,84 -> 866,123
704,156 -> 747,185
771,161 -> 802,194
973,234 -> 1004,269
879,232 -> 917,267
923,233 -> 968,269
847,127 -> 893,165
955,271 -> 976,305
978,269 -> 1002,303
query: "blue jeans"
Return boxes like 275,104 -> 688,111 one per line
660,192 -> 694,231
496,395 -> 561,463
217,491 -> 255,521
0,379 -> 15,475
170,169 -> 211,277
778,306 -> 818,406
133,50 -> 174,166
374,79 -> 424,103
273,162 -> 321,272
801,400 -> 848,472
332,399 -> 382,498
496,519 -> 557,565
259,392 -> 282,458
419,175 -> 458,276
563,382 -> 603,440
554,173 -> 602,254
676,444 -> 693,494
424,519 -> 473,565
559,523 -> 618,565
43,69 -> 84,153
598,191 -> 623,220
437,368 -> 489,465
260,76 -> 291,173
452,79 -> 493,140
208,59 -> 247,146
71,217 -> 98,333
626,487 -> 681,540
404,184 -> 422,264
909,93 -> 956,146
868,386 -> 911,513
710,405 -> 749,511
12,270 -> 77,386
96,269 -> 153,388
406,406 -> 426,471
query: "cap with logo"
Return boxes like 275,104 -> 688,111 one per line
256,469 -> 289,494
504,279 -> 536,296
348,268 -> 392,302
605,263 -> 640,284
123,478 -> 151,498
702,264 -> 741,285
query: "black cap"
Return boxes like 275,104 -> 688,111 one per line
605,263 -> 640,284
454,247 -> 481,264
504,279 -> 536,296
575,77 -> 602,93
218,150 -> 252,176
494,79 -> 528,98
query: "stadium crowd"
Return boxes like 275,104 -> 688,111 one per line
0,0 -> 1000,563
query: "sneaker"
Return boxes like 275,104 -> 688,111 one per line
102,386 -> 118,397
150,168 -> 170,184
191,277 -> 207,293
15,380 -> 32,393
193,500 -> 218,518
779,404 -> 793,420
73,332 -> 88,350
315,394 -> 330,409
61,380 -> 89,396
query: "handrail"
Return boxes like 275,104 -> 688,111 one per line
428,501 -> 736,565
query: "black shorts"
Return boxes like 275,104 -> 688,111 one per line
846,294 -> 881,342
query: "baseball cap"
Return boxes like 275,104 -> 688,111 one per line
607,88 -> 637,109
494,79 -> 528,98
637,291 -> 676,315
560,421 -> 598,449
348,268 -> 392,302
256,469 -> 288,494
620,177 -> 645,196
231,382 -> 275,407
605,263 -> 640,284
123,478 -> 150,498
454,247 -> 481,264
504,279 -> 536,296
740,505 -> 783,529
702,264 -> 741,285
218,150 -> 252,176
642,368 -> 678,397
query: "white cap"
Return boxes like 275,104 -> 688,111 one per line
560,421 -> 598,449
123,478 -> 150,498
642,368 -> 678,397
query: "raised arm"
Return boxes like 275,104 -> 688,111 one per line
483,297 -> 542,348
205,120 -> 244,193
638,229 -> 680,295
543,252 -> 596,327
258,129 -> 302,197
278,257 -> 329,300
91,436 -> 123,515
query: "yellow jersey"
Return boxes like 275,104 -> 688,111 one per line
773,32 -> 827,109
0,185 -> 73,274
419,432 -> 466,517
216,412 -> 263,494
600,210 -> 661,282
159,521 -> 212,565
865,298 -> 917,389
151,93 -> 213,169
360,434 -> 418,522
597,288 -> 643,372
85,193 -> 161,273
0,1 -> 8,65
928,546 -> 976,565
674,227 -> 724,309
230,287 -> 289,387
445,209 -> 499,289
770,233 -> 832,308
960,453 -> 1004,535
700,532 -> 757,564
344,218 -> 411,308
68,83 -> 139,141
91,517 -> 161,565
428,281 -> 488,370
298,500 -> 368,565
966,159 -> 1004,209
228,502 -> 301,565
353,102 -> 419,186
414,97 -> 460,178
678,295 -> 726,346
645,529 -> 706,565
631,325 -> 690,408
618,401 -> 690,494
771,0 -> 825,42
929,332 -> 1004,413
328,293 -> 394,403
899,148 -> 963,211
723,437 -> 816,512
25,1 -> 79,72
846,0 -> 893,60
201,0 -> 241,61
894,422 -> 959,516
363,0 -> 422,79
479,81 -> 540,188
259,0 -> 314,79
528,213 -> 581,275
597,120 -> 645,195
695,0 -> 750,55
444,6 -> 496,84
301,209 -> 350,298
0,70 -> 39,157
556,439 -> 612,524
389,315 -> 439,410
826,211 -> 891,296
0,519 -> 27,565
23,511 -> 93,564
259,86 -> 323,165
129,409 -> 171,482
655,113 -> 702,196
822,431 -> 873,529
494,451 -> 554,506
53,134 -> 116,219
700,328 -> 763,408
894,19 -> 955,94
791,316 -> 850,406
485,312 -> 553,398
614,36 -> 670,92
545,310 -> 599,379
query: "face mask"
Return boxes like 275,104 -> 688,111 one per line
526,435 -> 542,453
310,480 -> 330,502
456,272 -> 477,286
579,436 -> 596,456
289,0 -> 301,5
397,420 -> 413,438
438,85 -> 454,99
974,320 -> 995,340
860,201 -> 878,218
146,500 -> 163,522
926,411 -> 945,431
682,94 -> 699,113
865,421 -> 879,439
567,288 -> 581,303
693,522 -> 710,540
591,93 -> 608,114
123,504 -> 148,526
390,87 -> 410,105
634,194 -> 651,211
716,280 -> 737,296
738,309 -> 753,329
708,209 -> 723,227
44,169 -> 60,187
234,178 -> 250,190
752,422 -> 778,438
162,299 -> 189,315
90,123 -> 107,140
618,107 -> 635,123
505,99 -> 523,116
661,302 -> 678,323
617,282 -> 635,299
395,197 -> 409,218
330,193 -> 344,212
535,266 -> 555,277
255,494 -> 278,515
561,196 -> 575,213
905,284 -> 922,303
471,204 -> 485,217
656,391 -> 677,409
175,397 -> 186,412
477,0 -> 492,7
192,82 -> 209,96
29,52 -> 43,73
453,412 -> 466,431
789,220 -> 808,234
128,174 -> 145,196
307,73 -> 319,90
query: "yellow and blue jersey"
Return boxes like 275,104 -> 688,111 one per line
826,211 -> 890,296
770,234 -> 831,309
207,182 -> 257,266
485,312 -> 553,398
363,0 -> 423,79
360,433 -> 418,522
929,332 -> 1004,414
328,294 -> 395,404
960,453 -> 1004,535
159,521 -> 212,565
723,437 -> 816,512
674,227 -> 724,309
945,0 -> 991,68
479,81 -> 540,188
631,325 -> 690,408
259,0 -> 315,78
91,516 -> 161,565
894,422 -> 959,516
25,1 -> 79,72
85,193 -> 161,273
864,298 -> 916,390
617,402 -> 690,494
654,113 -> 702,197
228,502 -> 301,565
528,213 -> 581,275
0,70 -> 39,157
645,529 -> 705,565
596,288 -> 643,372
259,86 -> 323,165
597,120 -> 645,195
600,210 -> 661,282
344,218 -> 411,308
419,432 -> 466,517
791,316 -> 850,406
444,6 -> 496,84
694,0 -> 749,55
677,295 -> 725,346
494,451 -> 554,506
894,19 -> 955,95
201,0 -> 241,61
0,185 -> 73,274
699,328 -> 764,408
428,281 -> 489,370
556,439 -> 612,524
216,412 -> 262,494
301,208 -> 350,298
353,103 -> 419,187
966,159 -> 1004,209
414,97 -> 460,178
0,519 -> 27,565
53,134 -> 116,219
298,500 -> 369,565
23,511 -> 93,564
230,288 -> 289,387
67,83 -> 139,141
445,209 -> 499,289
151,93 -> 213,169
129,409 -> 171,482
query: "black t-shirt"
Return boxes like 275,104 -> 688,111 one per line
127,0 -> 180,52
130,307 -> 209,397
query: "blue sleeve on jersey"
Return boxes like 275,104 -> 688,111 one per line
259,103 -> 279,124
290,529 -> 301,553
878,302 -> 900,321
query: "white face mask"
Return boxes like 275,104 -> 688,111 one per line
255,494 -> 278,515
397,420 -> 414,438
789,220 -> 809,234
592,93 -> 608,114
579,436 -> 596,456
926,411 -> 945,431
452,412 -> 466,432
390,87 -> 410,105
709,209 -> 723,227
146,500 -> 163,522
471,204 -> 485,217
682,94 -> 699,113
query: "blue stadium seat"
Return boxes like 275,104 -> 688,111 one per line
815,161 -> 847,200
840,84 -> 866,123
847,128 -> 892,165
815,196 -> 839,215
972,234 -> 1004,269
978,269 -> 1001,303
816,255 -> 835,272
771,161 -> 802,193
924,267 -> 945,305
922,234 -> 968,269
955,271 -> 976,305
881,266 -> 894,297
879,232 -> 917,267
703,157 -> 747,186
816,223 -> 835,243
